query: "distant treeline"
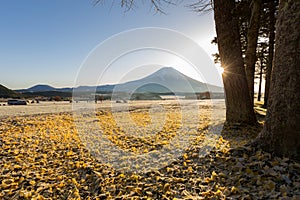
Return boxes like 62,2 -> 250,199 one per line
22,91 -> 72,98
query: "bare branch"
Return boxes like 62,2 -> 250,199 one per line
188,0 -> 213,13
93,0 -> 178,14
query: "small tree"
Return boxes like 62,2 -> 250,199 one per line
53,96 -> 62,101
263,0 -> 277,107
244,0 -> 263,104
255,42 -> 268,101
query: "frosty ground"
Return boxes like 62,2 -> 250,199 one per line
0,100 -> 299,199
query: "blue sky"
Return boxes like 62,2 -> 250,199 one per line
0,0 -> 219,89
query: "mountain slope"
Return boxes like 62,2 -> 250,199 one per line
16,84 -> 73,93
0,84 -> 22,98
113,67 -> 223,93
27,84 -> 56,92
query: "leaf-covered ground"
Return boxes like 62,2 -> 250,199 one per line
0,104 -> 300,199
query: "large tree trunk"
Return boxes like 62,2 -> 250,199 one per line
257,59 -> 263,101
263,0 -> 276,108
214,0 -> 257,125
245,0 -> 262,105
256,0 -> 300,160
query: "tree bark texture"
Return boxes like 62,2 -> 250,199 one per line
257,0 -> 300,160
214,0 -> 257,125
264,0 -> 276,107
245,0 -> 262,105
257,59 -> 263,101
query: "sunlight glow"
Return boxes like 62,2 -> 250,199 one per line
219,67 -> 224,74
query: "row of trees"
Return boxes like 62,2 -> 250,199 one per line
213,0 -> 299,160
211,0 -> 277,106
97,0 -> 300,160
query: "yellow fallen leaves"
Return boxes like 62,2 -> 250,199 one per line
19,190 -> 33,198
0,103 -> 299,199
0,113 -> 87,199
66,151 -> 74,156
230,186 -> 238,194
163,183 -> 171,193
96,108 -> 183,154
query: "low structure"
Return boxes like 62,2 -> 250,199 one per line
7,99 -> 27,105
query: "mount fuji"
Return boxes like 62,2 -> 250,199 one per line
17,67 -> 224,94
109,67 -> 223,94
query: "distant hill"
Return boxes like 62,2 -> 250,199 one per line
27,84 -> 56,92
16,67 -> 224,96
16,84 -> 73,93
0,84 -> 22,98
14,84 -> 72,98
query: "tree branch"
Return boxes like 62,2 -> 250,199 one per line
93,0 -> 178,14
188,0 -> 213,13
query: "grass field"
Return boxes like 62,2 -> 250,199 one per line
0,100 -> 299,199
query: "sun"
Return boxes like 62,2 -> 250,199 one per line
219,67 -> 224,74
220,67 -> 224,74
